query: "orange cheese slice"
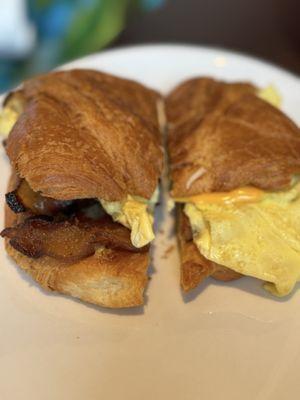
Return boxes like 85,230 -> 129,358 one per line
175,186 -> 264,205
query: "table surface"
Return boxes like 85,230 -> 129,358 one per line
116,0 -> 300,76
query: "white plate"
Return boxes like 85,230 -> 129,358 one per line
1,45 -> 300,400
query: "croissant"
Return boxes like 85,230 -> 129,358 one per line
1,69 -> 164,308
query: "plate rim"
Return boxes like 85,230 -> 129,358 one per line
63,42 -> 300,82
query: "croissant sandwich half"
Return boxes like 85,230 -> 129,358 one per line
166,77 -> 300,297
0,69 -> 164,308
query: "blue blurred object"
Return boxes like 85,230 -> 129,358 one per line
0,0 -> 166,93
0,62 -> 16,93
32,2 -> 75,38
142,0 -> 164,10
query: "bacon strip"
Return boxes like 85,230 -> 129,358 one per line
1,216 -> 147,261
5,180 -> 74,215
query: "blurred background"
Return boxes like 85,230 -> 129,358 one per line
0,0 -> 299,93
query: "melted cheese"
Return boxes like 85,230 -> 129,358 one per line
184,183 -> 300,296
100,187 -> 159,248
175,186 -> 264,205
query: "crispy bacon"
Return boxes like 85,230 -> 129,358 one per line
1,216 -> 147,261
5,180 -> 74,215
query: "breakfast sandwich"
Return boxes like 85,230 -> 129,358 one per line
0,69 -> 163,308
166,77 -> 300,296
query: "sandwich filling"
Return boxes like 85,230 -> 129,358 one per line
0,93 -> 24,137
174,86 -> 300,297
2,179 -> 151,261
181,181 -> 300,297
100,187 -> 158,248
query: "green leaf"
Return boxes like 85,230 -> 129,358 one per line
33,0 -> 54,10
60,0 -> 133,63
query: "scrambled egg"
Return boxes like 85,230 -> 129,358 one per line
0,105 -> 19,137
100,187 -> 159,248
183,183 -> 300,296
0,95 -> 24,137
258,85 -> 281,107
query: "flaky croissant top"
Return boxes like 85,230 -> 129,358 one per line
166,77 -> 300,197
6,69 -> 163,201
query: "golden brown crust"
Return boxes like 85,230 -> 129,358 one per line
5,174 -> 149,308
6,69 -> 163,201
166,77 -> 300,197
177,206 -> 242,292
5,241 -> 148,308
